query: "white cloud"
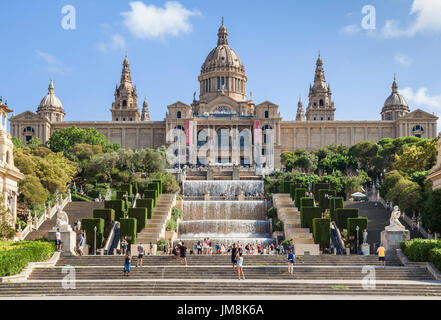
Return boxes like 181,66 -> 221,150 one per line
394,53 -> 413,66
401,87 -> 441,110
340,24 -> 360,35
380,0 -> 441,38
97,34 -> 127,53
35,50 -> 68,74
121,1 -> 201,40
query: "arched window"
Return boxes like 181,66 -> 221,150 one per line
177,111 -> 182,119
123,100 -> 127,107
265,111 -> 269,119
6,151 -> 9,164
412,125 -> 424,138
319,99 -> 324,107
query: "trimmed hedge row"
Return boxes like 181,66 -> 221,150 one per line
347,217 -> 368,240
336,208 -> 359,230
144,190 -> 158,207
300,197 -> 314,211
136,198 -> 154,219
318,189 -> 336,210
329,197 -> 344,222
121,184 -> 133,197
128,208 -> 148,233
120,218 -> 137,245
282,181 -> 292,194
313,218 -> 331,249
93,208 -> 115,238
81,218 -> 105,250
401,239 -> 441,262
104,200 -> 126,221
290,183 -> 301,201
300,207 -> 323,230
313,183 -> 330,200
152,179 -> 163,194
0,241 -> 55,277
295,188 -> 306,208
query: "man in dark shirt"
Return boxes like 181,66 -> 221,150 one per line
179,242 -> 188,266
231,243 -> 238,272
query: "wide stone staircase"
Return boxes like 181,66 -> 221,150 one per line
136,194 -> 176,245
25,201 -> 104,241
1,254 -> 441,297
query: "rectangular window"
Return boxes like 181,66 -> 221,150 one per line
226,77 -> 229,91
209,78 -> 211,91
217,77 -> 220,91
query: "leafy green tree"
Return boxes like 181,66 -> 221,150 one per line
19,176 -> 49,207
48,126 -> 119,157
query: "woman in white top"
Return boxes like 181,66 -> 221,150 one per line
236,252 -> 245,280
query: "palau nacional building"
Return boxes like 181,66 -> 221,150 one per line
9,19 -> 439,168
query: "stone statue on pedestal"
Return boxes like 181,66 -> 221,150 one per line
362,230 -> 368,244
55,205 -> 70,230
385,206 -> 405,231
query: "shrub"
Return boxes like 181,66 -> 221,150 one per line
429,248 -> 441,271
120,218 -> 137,245
300,207 -> 323,229
93,208 -> 115,238
313,218 -> 331,249
172,207 -> 183,220
318,189 -> 336,210
329,197 -> 344,222
152,179 -> 163,194
104,200 -> 126,221
136,198 -> 154,219
71,192 -> 92,202
157,238 -> 168,252
313,183 -> 330,199
401,239 -> 441,262
128,208 -> 148,233
166,219 -> 177,232
116,191 -> 128,200
273,220 -> 284,232
0,240 -> 55,277
282,181 -> 292,194
347,217 -> 368,240
81,218 -> 105,250
295,188 -> 306,208
300,197 -> 314,211
267,207 -> 277,220
121,184 -> 133,197
144,190 -> 158,207
336,208 -> 359,230
148,182 -> 161,195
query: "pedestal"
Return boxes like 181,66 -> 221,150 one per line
380,229 -> 410,256
361,243 -> 370,255
48,229 -> 77,255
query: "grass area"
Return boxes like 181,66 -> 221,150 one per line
332,286 -> 350,290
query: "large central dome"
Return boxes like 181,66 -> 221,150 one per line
201,18 -> 245,75
198,18 -> 248,102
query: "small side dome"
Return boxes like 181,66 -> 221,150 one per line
38,79 -> 64,110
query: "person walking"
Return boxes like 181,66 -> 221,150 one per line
123,251 -> 131,277
377,244 -> 386,267
55,228 -> 62,252
121,237 -> 128,256
149,242 -> 153,255
78,233 -> 85,256
172,245 -> 179,260
197,241 -> 202,255
231,243 -> 238,272
179,242 -> 188,266
136,243 -> 145,267
236,252 -> 245,280
287,249 -> 295,275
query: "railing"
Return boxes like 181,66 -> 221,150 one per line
104,221 -> 120,255
132,193 -> 140,208
18,193 -> 72,241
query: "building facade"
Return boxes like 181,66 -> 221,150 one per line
9,19 -> 439,168
0,98 -> 24,226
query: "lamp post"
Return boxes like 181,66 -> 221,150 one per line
356,225 -> 360,254
94,226 -> 97,256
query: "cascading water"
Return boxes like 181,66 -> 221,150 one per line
178,180 -> 275,248
183,180 -> 264,197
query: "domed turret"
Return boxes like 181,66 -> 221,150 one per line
381,75 -> 410,121
36,79 -> 65,122
198,17 -> 248,102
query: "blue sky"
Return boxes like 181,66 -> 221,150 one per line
1,0 -> 441,132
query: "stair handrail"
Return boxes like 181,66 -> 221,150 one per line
331,221 -> 346,254
104,221 -> 120,255
132,193 -> 141,208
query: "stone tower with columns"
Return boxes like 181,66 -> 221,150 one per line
296,97 -> 305,121
305,53 -> 336,121
141,97 -> 150,121
111,56 -> 140,121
